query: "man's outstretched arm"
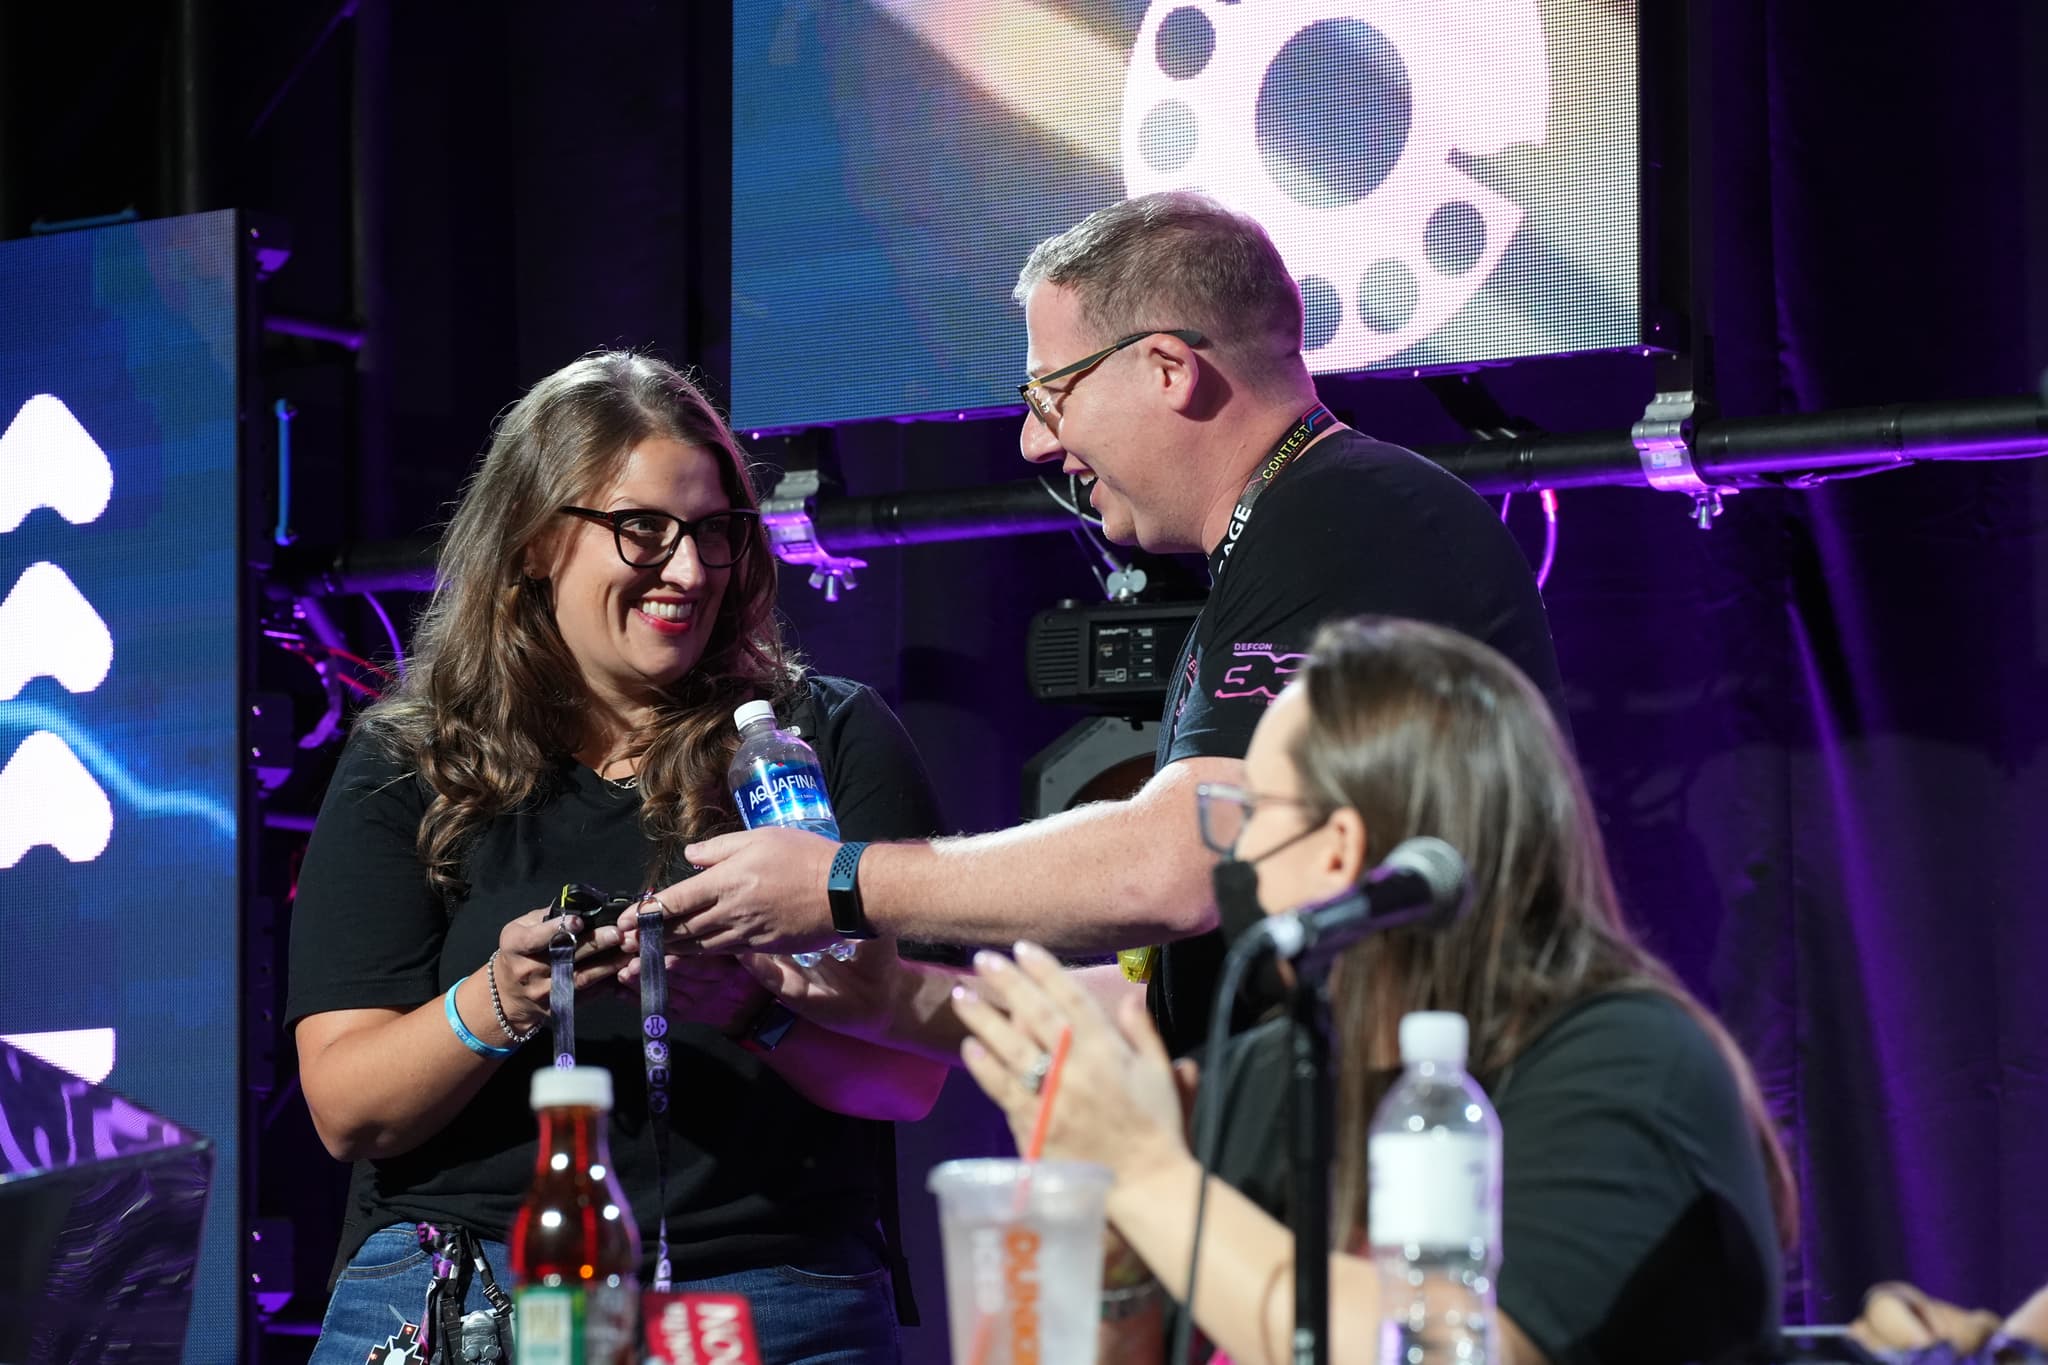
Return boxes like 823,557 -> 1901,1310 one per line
661,754 -> 1241,956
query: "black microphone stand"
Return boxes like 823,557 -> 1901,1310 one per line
1287,972 -> 1335,1365
1182,844 -> 1465,1365
1277,890 -> 1453,1365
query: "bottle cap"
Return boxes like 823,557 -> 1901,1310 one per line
733,700 -> 777,732
1398,1011 -> 1469,1068
530,1065 -> 614,1112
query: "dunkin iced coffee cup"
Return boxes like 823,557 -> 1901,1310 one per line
927,1158 -> 1114,1365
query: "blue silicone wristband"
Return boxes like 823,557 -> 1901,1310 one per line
445,982 -> 516,1058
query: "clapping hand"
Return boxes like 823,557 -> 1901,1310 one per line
953,941 -> 1194,1177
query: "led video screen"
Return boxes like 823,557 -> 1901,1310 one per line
733,0 -> 1641,432
0,211 -> 244,1362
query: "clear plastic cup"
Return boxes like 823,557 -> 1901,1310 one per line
926,1158 -> 1114,1365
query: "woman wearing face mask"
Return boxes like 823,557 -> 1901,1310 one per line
955,615 -> 1795,1365
286,352 -> 945,1364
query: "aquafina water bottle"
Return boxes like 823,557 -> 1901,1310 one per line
727,700 -> 856,965
1369,1011 -> 1502,1365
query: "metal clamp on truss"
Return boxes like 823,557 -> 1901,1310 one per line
761,468 -> 866,601
1632,390 -> 1737,529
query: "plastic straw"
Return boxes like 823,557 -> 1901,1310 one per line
1022,1027 -> 1073,1162
966,1026 -> 1074,1365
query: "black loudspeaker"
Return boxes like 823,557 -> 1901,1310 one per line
1021,715 -> 1161,819
0,1040 -> 214,1363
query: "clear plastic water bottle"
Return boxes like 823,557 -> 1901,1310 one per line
727,700 -> 857,965
1369,1011 -> 1502,1365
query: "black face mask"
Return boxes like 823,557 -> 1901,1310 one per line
1212,854 -> 1266,946
1210,820 -> 1328,946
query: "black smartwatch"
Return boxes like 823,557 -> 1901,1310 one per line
827,841 -> 879,940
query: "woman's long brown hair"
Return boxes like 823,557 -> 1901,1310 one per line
356,351 -> 799,897
1292,617 -> 1798,1251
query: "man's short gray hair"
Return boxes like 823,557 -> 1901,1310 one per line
1013,192 -> 1304,361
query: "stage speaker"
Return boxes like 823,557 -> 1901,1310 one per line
0,1039 -> 214,1362
1021,715 -> 1159,819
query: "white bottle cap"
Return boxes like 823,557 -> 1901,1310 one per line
1398,1011 -> 1469,1069
733,700 -> 778,732
530,1065 -> 614,1112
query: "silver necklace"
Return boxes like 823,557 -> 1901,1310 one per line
605,772 -> 641,790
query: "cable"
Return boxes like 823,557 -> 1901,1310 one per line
1041,473 -> 1133,600
1037,472 -> 1105,529
1501,491 -> 1563,591
1037,474 -> 1087,521
315,644 -> 395,683
1536,489 -> 1559,589
1068,528 -> 1109,597
362,590 -> 407,678
1168,931 -> 1267,1365
264,633 -> 383,710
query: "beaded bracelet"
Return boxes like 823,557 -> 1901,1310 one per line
444,983 -> 516,1058
485,950 -> 543,1047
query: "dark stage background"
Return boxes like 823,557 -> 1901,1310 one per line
4,0 -> 2043,1354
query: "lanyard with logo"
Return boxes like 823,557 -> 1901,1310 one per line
1205,402 -> 1336,585
550,882 -> 678,1292
1120,405 -> 1336,987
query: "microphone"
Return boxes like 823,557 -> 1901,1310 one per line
1256,837 -> 1468,978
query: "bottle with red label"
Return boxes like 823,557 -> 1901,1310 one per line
511,1065 -> 641,1364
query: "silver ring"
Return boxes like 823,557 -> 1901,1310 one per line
1022,1051 -> 1054,1095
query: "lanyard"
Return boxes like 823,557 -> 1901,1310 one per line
636,898 -> 674,1292
547,885 -> 676,1292
1206,403 -> 1335,584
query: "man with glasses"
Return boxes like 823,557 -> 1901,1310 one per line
666,192 -> 1566,1058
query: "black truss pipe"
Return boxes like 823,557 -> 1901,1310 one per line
1694,397 -> 2048,479
271,534 -> 438,597
1429,396 -> 2048,493
276,397 -> 2048,597
809,481 -> 1078,549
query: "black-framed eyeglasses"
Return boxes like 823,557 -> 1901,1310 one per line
557,506 -> 759,569
1195,781 -> 1320,857
1018,328 -> 1207,425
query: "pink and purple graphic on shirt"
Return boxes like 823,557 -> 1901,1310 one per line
1173,650 -> 1201,725
1215,643 -> 1310,703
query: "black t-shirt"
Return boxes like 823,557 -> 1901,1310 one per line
285,675 -> 943,1285
1206,992 -> 1784,1365
1149,428 -> 1567,1055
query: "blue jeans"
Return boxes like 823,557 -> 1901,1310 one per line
309,1224 -> 901,1365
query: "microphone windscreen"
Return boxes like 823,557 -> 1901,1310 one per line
1383,837 -> 1469,919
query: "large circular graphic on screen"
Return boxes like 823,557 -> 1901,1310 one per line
1123,0 -> 1549,370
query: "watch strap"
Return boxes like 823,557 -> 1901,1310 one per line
827,840 -> 878,939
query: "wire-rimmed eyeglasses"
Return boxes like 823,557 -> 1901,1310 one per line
1018,328 -> 1207,425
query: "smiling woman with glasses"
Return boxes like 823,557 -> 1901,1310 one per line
284,350 -> 945,1365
